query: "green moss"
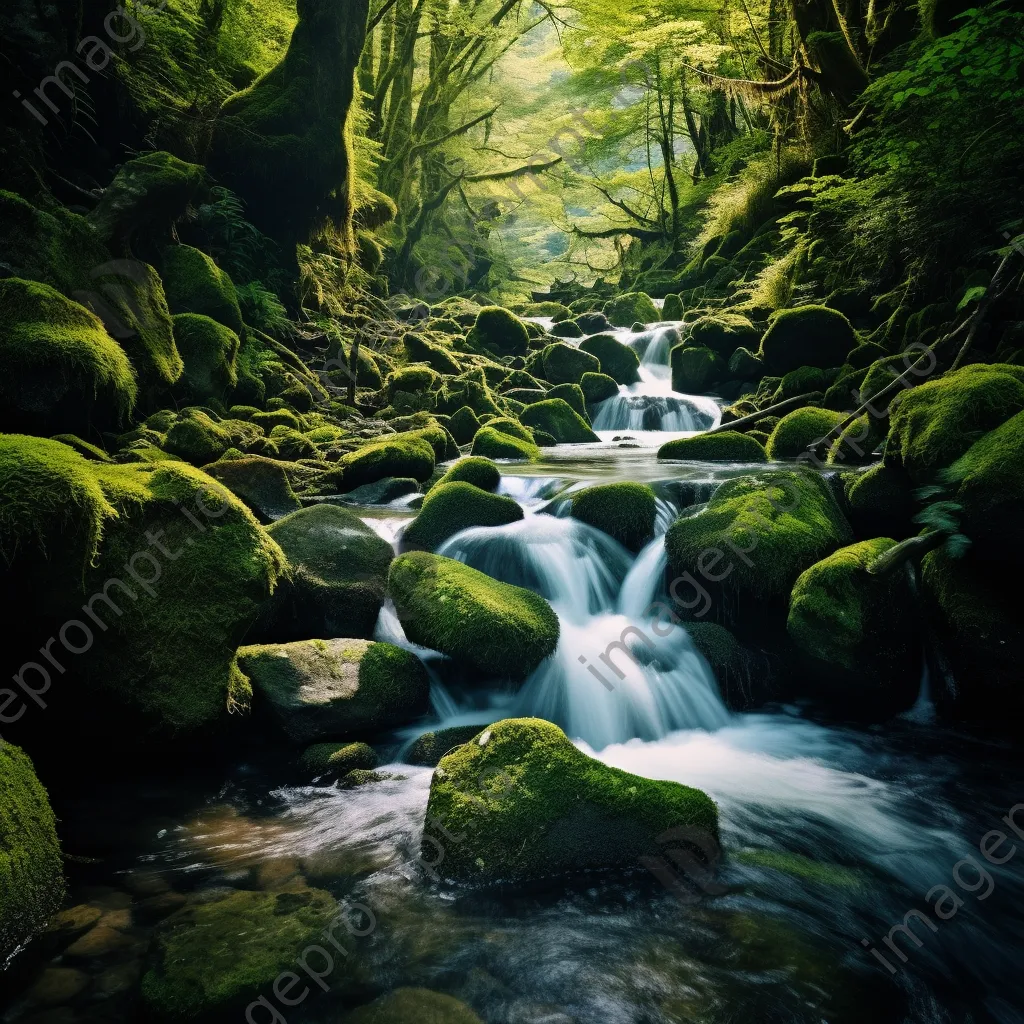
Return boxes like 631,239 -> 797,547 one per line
0,278 -> 137,434
551,318 -> 583,338
205,455 -> 302,523
846,342 -> 889,370
569,482 -> 656,551
165,409 -> 235,465
687,312 -> 760,358
540,343 -> 602,386
479,416 -> 533,442
662,294 -> 685,320
388,553 -> 558,680
320,433 -> 436,492
826,413 -> 887,466
50,434 -> 112,462
447,406 -> 482,445
603,291 -> 660,327
581,372 -> 619,404
237,638 -> 428,741
300,741 -> 378,776
171,313 -> 240,403
343,988 -> 483,1024
670,345 -> 725,392
471,426 -> 540,462
0,743 -> 65,964
423,718 -> 717,883
466,307 -> 529,357
161,245 -> 243,334
520,301 -> 572,318
735,849 -> 862,888
437,372 -> 505,420
823,366 -> 868,411
405,725 -> 490,767
432,457 -> 500,492
404,482 -> 523,552
520,399 -> 600,444
545,383 -> 589,419
658,431 -> 767,463
758,306 -> 857,374
403,334 -> 462,375
253,409 -> 302,431
256,504 -> 394,641
386,364 -> 441,401
579,334 -> 641,384
141,889 -> 342,1020
776,365 -> 833,401
844,462 -> 917,539
765,407 -> 846,460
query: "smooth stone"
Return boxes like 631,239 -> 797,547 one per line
28,968 -> 90,1006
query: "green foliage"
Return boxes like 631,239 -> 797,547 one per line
162,245 -> 244,335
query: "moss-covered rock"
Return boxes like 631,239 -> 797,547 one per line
171,313 -> 240,404
825,413 -> 887,466
603,292 -> 660,327
237,638 -> 429,742
403,333 -> 462,375
256,504 -> 393,642
163,409 -> 232,465
758,306 -> 857,374
728,346 -> 765,380
844,462 -> 917,540
423,718 -> 718,883
846,342 -> 889,370
385,364 -> 441,401
0,278 -> 137,435
658,431 -> 767,463
161,245 -> 243,335
885,365 -> 1024,484
403,482 -> 523,552
670,345 -> 725,393
446,406 -> 481,446
483,416 -> 533,442
466,307 -> 529,357
551,318 -> 584,338
662,293 -> 685,320
765,407 -> 846,460
300,741 -> 378,777
776,365 -> 834,402
0,743 -> 65,964
327,433 -> 437,492
579,334 -> 641,385
520,399 -> 600,444
405,725 -> 491,767
520,301 -> 572,319
431,456 -> 500,493
787,538 -> 920,713
343,988 -> 482,1024
581,372 -> 619,405
568,482 -> 656,552
471,426 -> 540,462
204,455 -> 302,523
544,383 -> 589,420
541,343 -> 601,386
687,312 -> 761,359
141,888 -> 343,1020
389,552 -> 558,680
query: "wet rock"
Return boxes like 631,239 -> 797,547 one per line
28,968 -> 90,1006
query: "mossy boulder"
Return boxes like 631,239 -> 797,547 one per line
885,365 -> 1024,484
484,416 -> 533,442
776,366 -> 834,402
603,291 -> 660,327
844,462 -> 917,540
256,504 -> 394,642
541,343 -> 601,386
171,313 -> 240,404
423,718 -> 718,883
728,347 -> 765,380
141,888 -> 343,1020
164,410 -> 234,465
466,307 -> 529,357
581,372 -> 619,405
566,478 -> 657,549
385,364 -> 441,401
403,333 -> 462,375
765,407 -> 846,460
432,456 -> 500,492
0,278 -> 137,435
758,306 -> 857,374
787,539 -> 921,714
447,406 -> 482,446
471,426 -> 539,462
520,301 -> 572,319
0,743 -> 65,964
403,482 -> 523,552
658,432 -> 767,463
300,741 -> 378,777
388,552 -> 559,681
846,342 -> 889,370
579,334 -> 641,385
342,477 -> 420,504
551,318 -> 584,338
662,294 -> 685,320
237,638 -> 429,742
405,725 -> 491,767
325,433 -> 436,492
343,989 -> 482,1024
545,383 -> 589,419
161,245 -> 243,335
670,345 -> 725,393
204,455 -> 302,523
687,312 -> 760,359
520,399 -> 600,444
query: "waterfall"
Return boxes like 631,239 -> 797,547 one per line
591,391 -> 720,433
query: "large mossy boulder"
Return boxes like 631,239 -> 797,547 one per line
405,725 -> 492,767
758,306 -> 857,374
541,343 -> 601,386
471,426 -> 539,462
658,432 -> 767,463
765,407 -> 846,460
300,740 -> 378,776
568,482 -> 657,552
687,312 -> 761,358
164,409 -> 235,465
256,504 -> 394,642
161,245 -> 243,335
403,482 -> 523,552
787,538 -> 921,714
403,333 -> 462,375
431,456 -> 500,492
0,743 -> 65,964
447,406 -> 482,445
519,398 -> 600,444
326,433 -> 437,493
204,455 -> 302,523
581,371 -> 619,405
546,382 -> 590,420
171,313 -> 240,404
670,345 -> 724,393
885,365 -> 1024,484
388,553 -> 558,681
578,334 -> 641,385
0,278 -> 137,435
466,306 -> 529,357
142,888 -> 345,1020
237,638 -> 429,742
343,989 -> 483,1024
603,291 -> 660,327
423,718 -> 718,883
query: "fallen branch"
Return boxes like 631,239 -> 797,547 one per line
704,392 -> 823,435
867,532 -> 946,576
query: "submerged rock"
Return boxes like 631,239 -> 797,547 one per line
568,482 -> 657,552
422,718 -> 718,883
403,482 -> 523,552
343,988 -> 483,1023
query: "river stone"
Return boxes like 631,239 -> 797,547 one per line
540,343 -> 601,385
343,988 -> 483,1023
403,481 -> 523,552
579,334 -> 641,385
204,455 -> 302,522
519,398 -> 599,444
341,476 -> 420,504
237,638 -> 429,743
405,725 -> 491,766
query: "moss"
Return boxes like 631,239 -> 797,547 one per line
569,482 -> 656,552
471,426 -> 540,462
423,718 -> 718,883
403,333 -> 462,375
684,621 -> 764,710
253,409 -> 302,432
498,370 -> 545,394
50,433 -> 112,463
320,434 -> 436,492
161,245 -> 243,334
0,278 -> 137,434
823,366 -> 868,411
858,354 -> 913,408
758,306 -> 857,374
432,457 -> 500,493
257,504 -> 394,642
520,301 -> 572,318
466,307 -> 529,357
0,743 -> 65,964
343,988 -> 482,1024
386,364 -> 441,401
581,372 -> 619,404
765,407 -> 846,460
541,343 -> 602,386
603,291 -> 660,327
437,373 -> 504,420
846,342 -> 889,370
658,432 -> 767,463
787,538 -> 920,711
735,849 -> 862,887
388,552 -> 558,680
171,313 -> 240,403
551,319 -> 583,338
405,725 -> 490,767
300,741 -> 378,776
520,399 -> 599,444
545,383 -> 589,419
687,312 -> 760,358
205,455 -> 302,523
578,333 -> 641,385
662,294 -> 685,320
670,345 -> 725,393
826,413 -> 887,466
844,462 -> 917,539
161,409 -> 231,464
447,406 -> 482,446
886,365 -> 1024,483
237,638 -> 429,742
141,888 -> 342,1020
776,365 -> 833,401
403,482 -> 523,552
266,426 -> 317,461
